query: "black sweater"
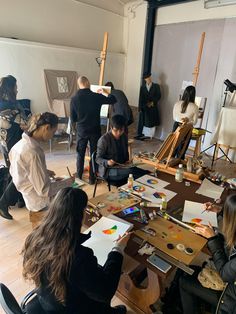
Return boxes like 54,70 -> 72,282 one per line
70,89 -> 116,137
37,233 -> 123,314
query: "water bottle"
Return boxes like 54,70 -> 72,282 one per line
127,173 -> 134,189
186,157 -> 193,173
175,164 -> 184,182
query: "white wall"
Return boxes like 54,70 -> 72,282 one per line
0,38 -> 125,113
156,0 -> 236,25
0,0 -> 124,53
123,1 -> 147,107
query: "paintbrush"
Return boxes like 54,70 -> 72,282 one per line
201,200 -> 217,214
66,166 -> 72,178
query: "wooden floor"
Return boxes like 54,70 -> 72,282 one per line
0,139 -> 235,314
0,151 -> 136,314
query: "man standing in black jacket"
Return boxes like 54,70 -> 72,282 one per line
70,76 -> 116,184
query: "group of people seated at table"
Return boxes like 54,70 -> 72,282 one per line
0,74 -> 235,314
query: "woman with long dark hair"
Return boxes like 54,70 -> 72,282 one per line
22,187 -> 129,314
173,85 -> 198,131
172,85 -> 198,159
8,112 -> 73,226
179,194 -> 236,314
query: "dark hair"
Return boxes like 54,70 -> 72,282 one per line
0,75 -> 17,102
22,187 -> 88,304
111,114 -> 126,130
181,85 -> 196,113
26,112 -> 58,136
105,82 -> 114,90
222,194 -> 236,249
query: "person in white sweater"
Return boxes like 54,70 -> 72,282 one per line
172,86 -> 198,159
9,112 -> 74,228
173,85 -> 199,130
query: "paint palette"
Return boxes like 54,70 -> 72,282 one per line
89,190 -> 140,216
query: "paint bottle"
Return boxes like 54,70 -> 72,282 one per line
127,173 -> 134,189
161,196 -> 167,212
175,164 -> 184,182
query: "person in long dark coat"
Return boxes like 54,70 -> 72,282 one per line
135,73 -> 161,139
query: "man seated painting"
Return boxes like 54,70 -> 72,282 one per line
96,115 -> 149,184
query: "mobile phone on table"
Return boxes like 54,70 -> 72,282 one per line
122,206 -> 140,216
147,253 -> 172,273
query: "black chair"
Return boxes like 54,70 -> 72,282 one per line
0,283 -> 23,314
0,283 -> 45,314
91,151 -> 127,198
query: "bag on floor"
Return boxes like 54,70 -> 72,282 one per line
0,165 -> 11,198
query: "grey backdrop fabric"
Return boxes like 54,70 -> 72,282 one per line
44,69 -> 78,108
151,18 -> 236,155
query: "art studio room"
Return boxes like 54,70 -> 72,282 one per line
1,0 -> 236,313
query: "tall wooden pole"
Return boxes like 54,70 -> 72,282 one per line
99,32 -> 108,86
192,32 -> 205,87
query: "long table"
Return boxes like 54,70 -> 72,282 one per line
86,172 -> 229,314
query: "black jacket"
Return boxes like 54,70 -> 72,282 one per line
208,234 -> 236,314
139,83 -> 161,127
70,89 -> 116,137
96,131 -> 129,178
110,89 -> 133,125
37,233 -> 123,314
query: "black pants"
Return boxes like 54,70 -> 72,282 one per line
179,272 -> 221,314
106,167 -> 150,183
76,133 -> 101,180
0,180 -> 21,212
136,111 -> 144,137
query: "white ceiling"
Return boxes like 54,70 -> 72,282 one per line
73,0 -> 134,16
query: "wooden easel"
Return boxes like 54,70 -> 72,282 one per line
155,122 -> 193,167
99,32 -> 108,86
192,32 -> 205,87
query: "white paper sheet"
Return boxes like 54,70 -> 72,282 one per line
196,178 -> 224,200
182,200 -> 218,227
136,175 -> 169,189
121,181 -> 176,204
83,216 -> 133,266
90,84 -> 111,118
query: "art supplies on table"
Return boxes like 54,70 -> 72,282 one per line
136,174 -> 169,189
121,181 -> 176,204
89,190 -> 140,216
135,216 -> 207,265
182,200 -> 218,227
196,178 -> 224,200
83,216 -> 133,266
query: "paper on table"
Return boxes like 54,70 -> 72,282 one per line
196,178 -> 224,200
83,216 -> 133,266
136,174 -> 169,189
182,200 -> 218,227
121,181 -> 176,204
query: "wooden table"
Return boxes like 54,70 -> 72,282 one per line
86,172 -> 228,313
